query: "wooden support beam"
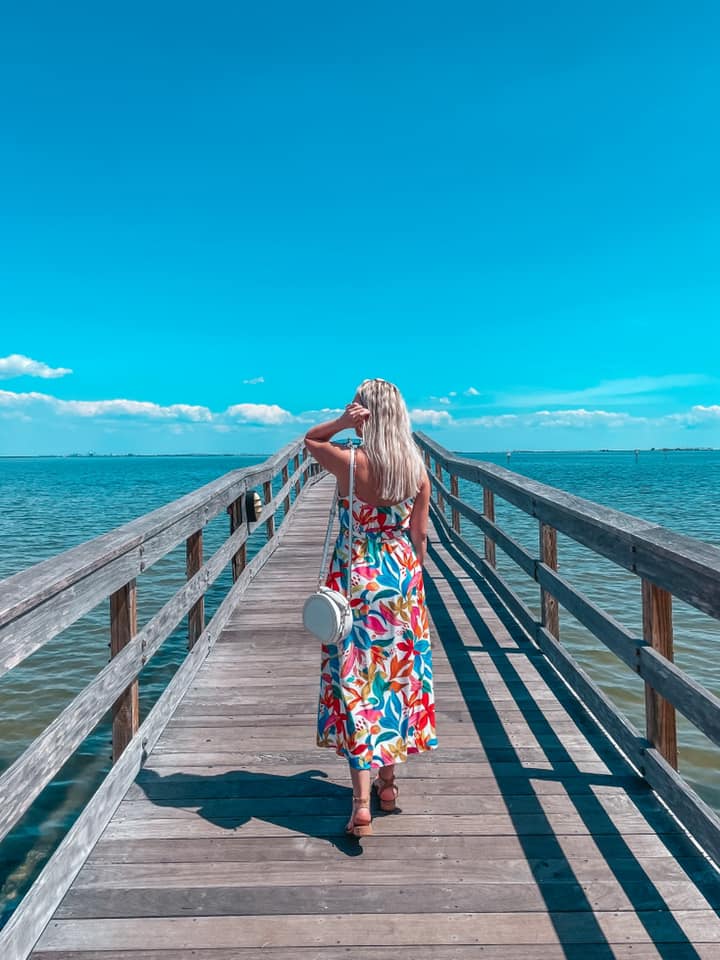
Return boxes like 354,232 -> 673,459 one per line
483,488 -> 496,567
228,497 -> 246,581
281,464 -> 290,516
263,480 -> 274,540
642,579 -> 678,769
109,580 -> 138,763
450,475 -> 460,533
539,522 -> 559,639
294,454 -> 301,496
435,461 -> 444,511
186,530 -> 204,649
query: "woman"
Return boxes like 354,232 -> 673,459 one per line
304,378 -> 437,837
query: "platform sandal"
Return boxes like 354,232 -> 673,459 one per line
373,772 -> 399,812
345,796 -> 373,837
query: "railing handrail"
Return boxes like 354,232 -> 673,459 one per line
415,431 -> 720,620
0,438 -> 304,631
414,430 -> 720,868
0,437 -> 322,960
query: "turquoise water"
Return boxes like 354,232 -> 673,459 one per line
1,450 -> 719,924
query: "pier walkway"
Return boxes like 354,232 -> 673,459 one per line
2,436 -> 720,958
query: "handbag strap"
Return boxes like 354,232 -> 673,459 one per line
317,443 -> 355,596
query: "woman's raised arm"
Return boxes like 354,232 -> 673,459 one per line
304,404 -> 368,480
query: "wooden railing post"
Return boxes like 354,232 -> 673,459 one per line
294,453 -> 302,496
483,488 -> 496,567
642,579 -> 678,769
186,530 -> 204,649
539,522 -> 559,639
450,475 -> 460,533
263,480 -> 274,540
109,580 -> 139,762
282,463 -> 290,516
228,496 -> 246,581
435,461 -> 444,511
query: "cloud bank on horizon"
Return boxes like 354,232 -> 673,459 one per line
1,354 -> 718,455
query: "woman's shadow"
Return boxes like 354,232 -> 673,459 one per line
133,766 -> 365,857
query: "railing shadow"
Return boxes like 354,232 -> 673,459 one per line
424,526 -> 720,960
133,766 -> 364,858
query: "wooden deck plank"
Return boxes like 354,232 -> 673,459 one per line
28,475 -> 720,957
28,948 -> 720,960
33,910 -> 720,950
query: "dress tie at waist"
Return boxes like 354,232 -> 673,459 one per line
362,527 -> 411,541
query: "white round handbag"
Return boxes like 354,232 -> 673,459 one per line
302,445 -> 356,645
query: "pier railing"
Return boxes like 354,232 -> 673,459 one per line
0,437 -> 320,959
414,431 -> 720,867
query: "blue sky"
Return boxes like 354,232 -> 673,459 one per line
1,1 -> 719,454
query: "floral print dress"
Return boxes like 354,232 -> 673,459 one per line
316,493 -> 437,769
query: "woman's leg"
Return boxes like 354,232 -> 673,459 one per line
374,762 -> 399,809
348,766 -> 372,828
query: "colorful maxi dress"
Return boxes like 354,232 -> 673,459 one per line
316,493 -> 437,769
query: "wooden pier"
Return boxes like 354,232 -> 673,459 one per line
2,435 -> 720,958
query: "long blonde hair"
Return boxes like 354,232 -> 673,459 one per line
355,378 -> 426,502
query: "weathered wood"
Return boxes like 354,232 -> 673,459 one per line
415,431 -> 720,619
109,580 -> 138,763
0,438 -> 305,675
227,497 -> 245,581
450,474 -> 460,532
429,470 -> 534,576
535,562 -> 641,671
32,910 -> 720,952
186,531 -> 204,649
435,460 -> 444,511
263,480 -> 274,540
430,502 -> 537,639
27,947 -> 720,960
539,522 -> 559,639
293,453 -> 301,496
4,460 -> 720,959
0,515 -> 258,847
638,645 -> 720,750
281,464 -> 290,516
483,487 -> 496,567
0,473 -> 319,960
642,745 -> 720,867
532,624 -> 644,770
642,579 -> 678,769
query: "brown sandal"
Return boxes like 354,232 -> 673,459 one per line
373,772 -> 399,812
345,796 -> 373,837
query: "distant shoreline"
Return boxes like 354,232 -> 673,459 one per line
1,447 -> 718,460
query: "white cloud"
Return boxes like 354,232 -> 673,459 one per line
242,376 -> 265,385
60,399 -> 213,421
461,408 -> 644,429
464,387 -> 480,396
225,403 -> 294,425
668,405 -> 720,425
0,389 -> 212,421
409,408 -> 453,426
0,354 -> 72,379
448,391 -> 457,397
430,395 -> 451,405
497,374 -> 712,408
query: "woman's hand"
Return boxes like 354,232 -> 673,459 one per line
341,402 -> 370,430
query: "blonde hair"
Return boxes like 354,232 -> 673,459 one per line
355,378 -> 426,502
